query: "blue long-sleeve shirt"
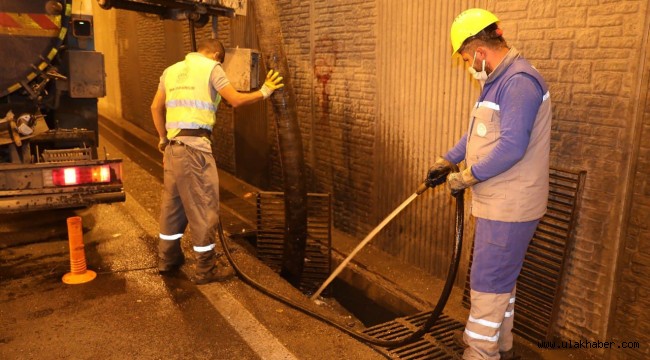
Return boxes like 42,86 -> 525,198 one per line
444,73 -> 544,181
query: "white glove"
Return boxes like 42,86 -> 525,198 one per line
447,166 -> 480,195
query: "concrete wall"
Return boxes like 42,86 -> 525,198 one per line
491,0 -> 647,351
609,29 -> 650,359
481,1 -> 649,356
92,2 -> 121,120
372,0 -> 483,278
94,0 -> 650,353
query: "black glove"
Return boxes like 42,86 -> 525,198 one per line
425,157 -> 454,188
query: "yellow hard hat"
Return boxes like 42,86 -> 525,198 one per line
450,8 -> 499,54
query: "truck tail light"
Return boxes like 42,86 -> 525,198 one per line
47,165 -> 113,186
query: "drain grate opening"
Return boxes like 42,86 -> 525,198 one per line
255,191 -> 332,294
332,278 -> 401,327
363,313 -> 465,359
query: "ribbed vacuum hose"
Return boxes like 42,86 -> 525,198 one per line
252,0 -> 309,288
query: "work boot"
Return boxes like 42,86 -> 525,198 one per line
158,255 -> 185,274
193,265 -> 235,285
215,252 -> 230,266
499,349 -> 520,360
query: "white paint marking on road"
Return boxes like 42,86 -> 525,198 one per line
199,284 -> 299,360
122,187 -> 297,360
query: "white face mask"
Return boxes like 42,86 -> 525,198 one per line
468,51 -> 488,86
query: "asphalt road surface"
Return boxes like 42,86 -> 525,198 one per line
1,116 -> 597,360
0,116 -> 386,360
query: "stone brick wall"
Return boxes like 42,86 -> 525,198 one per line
271,0 -> 314,192
490,0 -> 649,350
610,54 -> 650,359
277,0 -> 377,237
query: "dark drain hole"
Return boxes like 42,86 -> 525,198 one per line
332,278 -> 401,327
231,231 -> 400,327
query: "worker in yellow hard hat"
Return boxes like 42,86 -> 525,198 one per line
424,8 -> 552,360
450,8 -> 500,55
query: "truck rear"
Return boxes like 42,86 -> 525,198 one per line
0,0 -> 124,213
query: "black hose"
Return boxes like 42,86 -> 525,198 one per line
217,188 -> 465,348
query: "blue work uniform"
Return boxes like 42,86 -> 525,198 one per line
444,47 -> 552,358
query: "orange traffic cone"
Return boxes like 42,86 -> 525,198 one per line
62,216 -> 96,284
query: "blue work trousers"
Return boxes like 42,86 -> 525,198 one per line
470,217 -> 539,293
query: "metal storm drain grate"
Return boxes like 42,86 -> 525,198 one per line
462,167 -> 587,343
255,191 -> 332,293
364,313 -> 465,359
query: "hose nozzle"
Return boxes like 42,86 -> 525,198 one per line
416,172 -> 449,195
416,182 -> 430,195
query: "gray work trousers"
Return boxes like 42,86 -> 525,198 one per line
463,287 -> 517,359
158,141 -> 220,275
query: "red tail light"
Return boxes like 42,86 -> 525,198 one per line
51,165 -> 112,186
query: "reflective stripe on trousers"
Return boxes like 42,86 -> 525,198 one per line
159,233 -> 184,266
498,287 -> 516,354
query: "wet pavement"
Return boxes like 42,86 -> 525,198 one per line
0,116 -> 385,360
101,114 -> 602,360
0,207 -> 260,359
0,114 -> 604,359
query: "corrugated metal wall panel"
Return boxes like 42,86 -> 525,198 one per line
374,0 -> 485,277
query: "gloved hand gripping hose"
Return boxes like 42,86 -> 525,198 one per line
217,174 -> 465,349
417,160 -> 455,195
